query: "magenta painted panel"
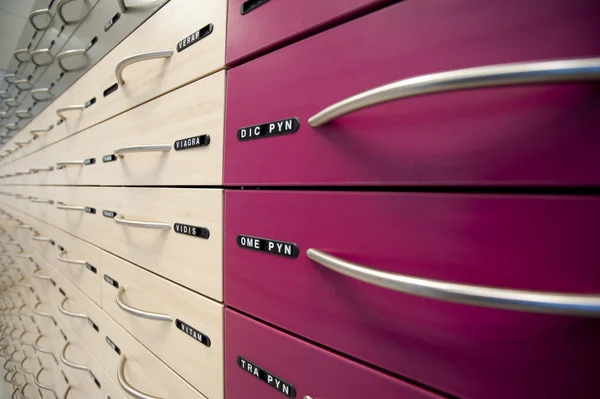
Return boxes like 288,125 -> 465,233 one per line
226,0 -> 393,65
224,0 -> 600,186
225,308 -> 442,399
225,190 -> 600,398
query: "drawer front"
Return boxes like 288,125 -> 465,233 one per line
225,0 -> 600,187
225,309 -> 440,399
225,190 -> 600,398
101,370 -> 127,399
100,313 -> 208,399
226,0 -> 392,64
44,71 -> 225,186
101,251 -> 224,398
47,186 -> 223,301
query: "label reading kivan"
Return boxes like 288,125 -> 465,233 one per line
84,207 -> 96,214
237,235 -> 299,258
237,356 -> 296,397
177,24 -> 214,52
174,223 -> 210,239
175,319 -> 211,347
174,134 -> 210,151
237,118 -> 299,141
102,210 -> 116,218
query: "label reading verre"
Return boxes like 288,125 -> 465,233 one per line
237,356 -> 296,397
237,118 -> 299,141
237,235 -> 299,258
175,319 -> 211,347
177,24 -> 214,52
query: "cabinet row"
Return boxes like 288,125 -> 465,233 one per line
2,0 -> 600,187
2,187 -> 600,398
1,0 -> 397,134
0,210 -> 440,399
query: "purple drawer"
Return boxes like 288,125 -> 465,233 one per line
225,190 -> 600,398
225,308 -> 441,399
226,0 -> 393,65
225,0 -> 600,186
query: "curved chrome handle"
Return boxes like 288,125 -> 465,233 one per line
13,50 -> 31,63
116,287 -> 172,321
29,166 -> 54,173
58,297 -> 87,319
56,49 -> 88,72
56,160 -> 85,169
30,49 -> 53,67
32,302 -> 52,318
30,198 -> 53,204
4,74 -> 18,84
57,251 -> 85,266
114,215 -> 171,230
14,254 -> 33,260
308,58 -> 600,127
56,0 -> 83,24
19,356 -> 37,375
117,356 -> 162,399
16,224 -> 31,230
0,111 -> 8,118
15,140 -> 32,147
18,331 -> 34,346
15,279 -> 31,289
0,90 -> 9,99
30,127 -> 52,138
114,144 -> 171,157
5,124 -> 19,132
56,105 -> 85,120
20,383 -> 36,399
31,270 -> 51,281
28,9 -> 52,30
30,88 -> 53,102
307,249 -> 600,316
115,50 -> 174,85
62,386 -> 72,399
35,368 -> 54,391
56,202 -> 86,211
4,370 -> 13,383
14,80 -> 33,91
30,235 -> 51,242
60,342 -> 88,371
33,336 -> 53,355
4,99 -> 18,107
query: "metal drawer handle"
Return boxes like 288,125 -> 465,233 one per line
56,105 -> 85,120
117,356 -> 163,399
0,90 -> 9,99
16,223 -> 31,229
308,58 -> 600,127
13,50 -> 31,63
14,254 -> 33,260
14,80 -> 33,91
57,251 -> 86,266
306,249 -> 600,316
56,160 -> 85,169
62,386 -> 72,399
56,49 -> 88,72
19,357 -> 36,375
29,166 -> 54,173
60,342 -> 88,371
114,144 -> 171,157
15,279 -> 32,289
30,235 -> 51,242
15,140 -> 32,147
30,88 -> 53,102
30,198 -> 53,204
116,287 -> 172,321
58,297 -> 87,319
35,368 -> 54,391
4,98 -> 18,107
30,127 -> 52,138
115,50 -> 174,85
5,124 -> 19,131
4,74 -> 18,84
31,270 -> 51,281
4,370 -> 13,384
29,9 -> 52,30
0,111 -> 8,118
20,384 -> 36,399
30,49 -> 54,67
114,215 -> 171,230
33,336 -> 53,355
57,0 -> 84,24
18,331 -> 34,346
56,202 -> 86,211
33,302 -> 53,318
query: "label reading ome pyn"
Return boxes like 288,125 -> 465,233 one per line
237,235 -> 298,258
237,118 -> 299,141
238,356 -> 296,397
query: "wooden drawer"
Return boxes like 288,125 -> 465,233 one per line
42,71 -> 225,186
44,186 -> 223,301
226,0 -> 393,65
101,251 -> 224,398
101,312 -> 208,398
224,0 -> 600,187
226,309 -> 440,399
225,190 -> 600,398
101,370 -> 127,399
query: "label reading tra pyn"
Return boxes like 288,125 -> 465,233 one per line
238,356 -> 296,397
237,235 -> 299,258
237,118 -> 299,141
